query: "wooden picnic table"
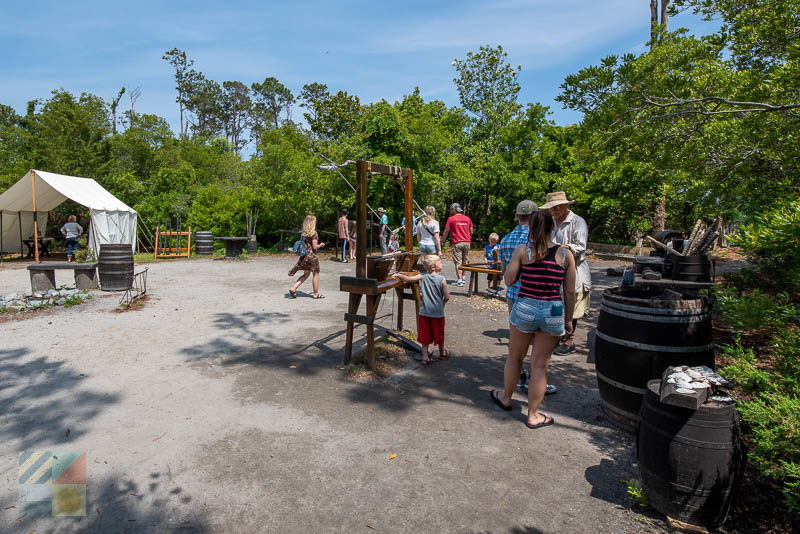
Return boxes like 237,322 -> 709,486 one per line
216,237 -> 249,258
23,238 -> 55,258
460,263 -> 503,297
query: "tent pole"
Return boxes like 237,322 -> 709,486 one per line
31,170 -> 40,263
18,211 -> 23,259
1,210 -> 4,264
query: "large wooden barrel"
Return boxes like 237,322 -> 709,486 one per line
638,380 -> 746,528
195,231 -> 214,255
98,244 -> 134,291
594,287 -> 714,431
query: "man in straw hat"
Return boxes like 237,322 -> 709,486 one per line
539,191 -> 591,355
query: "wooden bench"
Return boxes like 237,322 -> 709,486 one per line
460,263 -> 503,297
27,263 -> 99,292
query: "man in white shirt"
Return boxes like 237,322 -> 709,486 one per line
539,191 -> 591,355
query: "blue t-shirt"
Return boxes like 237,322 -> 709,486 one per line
484,244 -> 499,269
380,214 -> 389,226
499,225 -> 529,303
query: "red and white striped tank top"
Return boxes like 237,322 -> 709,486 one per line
518,245 -> 566,301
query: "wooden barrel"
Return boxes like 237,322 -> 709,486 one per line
195,231 -> 213,255
638,380 -> 746,528
594,287 -> 714,431
671,254 -> 712,282
246,238 -> 258,255
98,244 -> 134,291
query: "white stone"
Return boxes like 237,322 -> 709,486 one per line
676,387 -> 695,394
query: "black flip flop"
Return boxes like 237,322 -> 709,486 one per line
525,414 -> 554,429
490,389 -> 512,411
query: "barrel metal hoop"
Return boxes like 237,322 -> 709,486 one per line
596,370 -> 647,394
639,465 -> 733,497
601,300 -> 707,316
640,419 -> 735,449
600,400 -> 640,421
595,330 -> 714,353
600,304 -> 710,323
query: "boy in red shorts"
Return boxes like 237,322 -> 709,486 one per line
393,254 -> 449,366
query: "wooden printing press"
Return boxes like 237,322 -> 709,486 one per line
339,160 -> 421,368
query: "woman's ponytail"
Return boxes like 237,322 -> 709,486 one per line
527,211 -> 555,262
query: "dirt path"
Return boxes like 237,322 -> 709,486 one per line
1,256 -> 653,533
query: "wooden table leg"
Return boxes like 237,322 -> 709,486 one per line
468,271 -> 475,296
366,295 -> 379,368
411,282 -> 421,316
343,293 -> 362,364
395,286 -> 404,331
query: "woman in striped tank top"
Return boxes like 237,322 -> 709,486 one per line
490,211 -> 576,429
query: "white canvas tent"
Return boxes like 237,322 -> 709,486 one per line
0,170 -> 137,260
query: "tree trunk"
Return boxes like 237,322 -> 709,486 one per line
655,192 -> 666,232
660,0 -> 670,32
650,0 -> 659,45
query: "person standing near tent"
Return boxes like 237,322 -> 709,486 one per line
60,215 -> 83,263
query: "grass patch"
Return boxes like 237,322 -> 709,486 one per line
62,295 -> 85,307
347,335 -> 415,380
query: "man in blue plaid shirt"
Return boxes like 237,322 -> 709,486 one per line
499,199 -> 557,395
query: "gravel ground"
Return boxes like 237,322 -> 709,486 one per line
0,255 -> 656,533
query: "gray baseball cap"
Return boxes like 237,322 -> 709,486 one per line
450,203 -> 463,213
515,200 -> 538,215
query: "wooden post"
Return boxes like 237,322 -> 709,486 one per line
18,211 -> 23,257
395,285 -> 404,331
1,210 -> 4,263
30,171 -> 39,263
344,293 -> 362,364
154,226 -> 159,259
356,161 -> 369,278
405,169 -> 413,252
366,294 -> 378,368
187,226 -> 192,258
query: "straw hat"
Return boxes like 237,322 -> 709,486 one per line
539,191 -> 575,210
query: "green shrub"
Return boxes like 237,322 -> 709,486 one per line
714,196 -> 800,514
737,393 -> 800,512
63,295 -> 84,307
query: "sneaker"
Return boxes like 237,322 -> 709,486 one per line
545,384 -> 558,395
456,279 -> 465,287
553,344 -> 576,355
518,370 -> 529,392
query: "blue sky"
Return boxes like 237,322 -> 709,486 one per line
0,0 -> 716,131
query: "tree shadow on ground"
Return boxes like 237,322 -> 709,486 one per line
0,347 -> 121,450
2,469 -> 209,533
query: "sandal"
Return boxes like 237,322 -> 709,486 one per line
288,290 -> 297,299
490,389 -> 512,411
438,350 -> 450,360
312,294 -> 325,299
525,414 -> 555,429
420,358 -> 431,366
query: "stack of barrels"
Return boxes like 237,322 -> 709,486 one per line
594,286 -> 714,430
594,286 -> 745,529
195,231 -> 214,255
98,244 -> 134,291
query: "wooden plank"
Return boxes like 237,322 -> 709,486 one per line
405,169 -> 413,252
367,162 -> 411,177
344,313 -> 374,325
460,265 -> 502,275
395,286 -> 404,331
366,295 -> 379,368
386,330 -> 422,353
356,161 -> 369,278
344,293 -> 362,364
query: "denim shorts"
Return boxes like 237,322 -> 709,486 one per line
419,243 -> 437,254
509,297 -> 565,336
